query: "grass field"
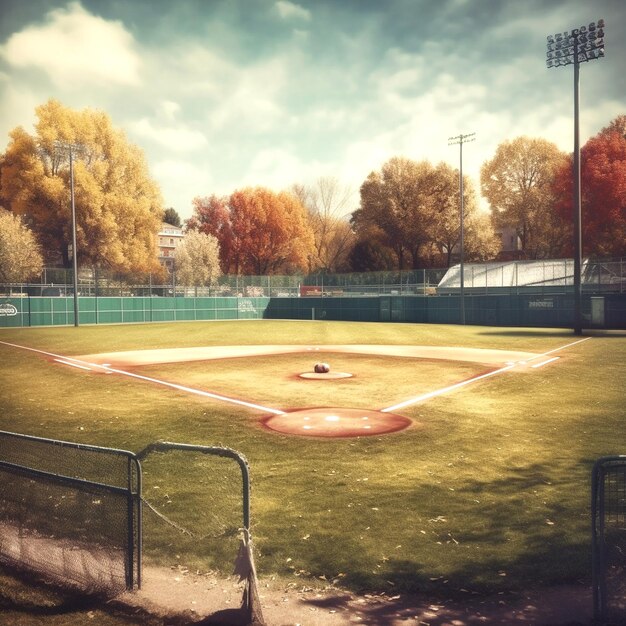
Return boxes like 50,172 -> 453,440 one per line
0,320 -> 625,624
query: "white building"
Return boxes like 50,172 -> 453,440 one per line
157,223 -> 185,271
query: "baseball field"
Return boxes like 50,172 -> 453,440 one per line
0,320 -> 624,624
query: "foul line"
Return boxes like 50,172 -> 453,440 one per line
1,335 -> 593,417
381,336 -> 592,413
520,336 -> 592,363
0,340 -> 285,416
381,364 -> 516,413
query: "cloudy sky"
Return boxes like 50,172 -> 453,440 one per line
0,0 -> 624,220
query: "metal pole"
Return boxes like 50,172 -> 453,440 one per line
69,146 -> 80,327
573,46 -> 583,335
547,19 -> 604,334
448,132 -> 474,325
459,140 -> 465,325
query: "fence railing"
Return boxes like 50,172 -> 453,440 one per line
592,455 -> 626,625
1,258 -> 624,299
0,430 -> 141,595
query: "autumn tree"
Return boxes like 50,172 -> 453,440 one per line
0,210 -> 43,282
463,212 -> 501,262
424,162 -> 498,266
353,158 -> 431,269
186,195 -> 234,272
553,115 -> 626,257
292,177 -> 355,272
347,237 -> 396,272
353,157 -> 492,269
175,230 -> 221,290
481,136 -> 569,259
163,207 -> 182,228
0,99 -> 163,273
228,187 -> 314,274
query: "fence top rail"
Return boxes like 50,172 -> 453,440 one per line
0,429 -> 138,461
136,440 -> 251,530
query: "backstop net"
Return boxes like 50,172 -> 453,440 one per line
592,456 -> 626,624
0,430 -> 141,596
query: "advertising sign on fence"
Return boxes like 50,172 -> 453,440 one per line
0,303 -> 18,317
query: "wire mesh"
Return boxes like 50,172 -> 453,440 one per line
593,456 -> 626,625
0,431 -> 140,596
138,448 -> 246,574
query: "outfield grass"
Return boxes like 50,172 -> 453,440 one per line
0,321 -> 625,613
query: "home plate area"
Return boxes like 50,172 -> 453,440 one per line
263,407 -> 412,437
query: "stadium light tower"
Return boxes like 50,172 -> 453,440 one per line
54,141 -> 83,327
448,132 -> 475,325
547,19 -> 605,335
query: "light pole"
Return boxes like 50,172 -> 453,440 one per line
547,19 -> 605,335
55,141 -> 82,327
448,132 -> 475,325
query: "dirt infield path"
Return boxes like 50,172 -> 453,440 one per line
77,344 -> 541,368
116,565 -> 593,625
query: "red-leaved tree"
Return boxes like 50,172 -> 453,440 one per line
553,115 -> 626,257
186,195 -> 234,273
186,188 -> 315,275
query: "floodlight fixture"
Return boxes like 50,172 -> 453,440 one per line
546,19 -> 605,335
448,132 -> 475,325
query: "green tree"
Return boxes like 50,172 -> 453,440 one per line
175,230 -> 221,289
163,207 -> 182,228
0,99 -> 163,272
481,136 -> 568,259
0,210 -> 43,282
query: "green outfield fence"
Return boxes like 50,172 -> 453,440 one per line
1,259 -> 625,329
1,293 -> 624,329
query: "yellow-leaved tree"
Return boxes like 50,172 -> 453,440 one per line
0,99 -> 163,273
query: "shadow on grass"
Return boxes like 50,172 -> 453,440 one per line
0,567 -> 175,625
477,329 -> 574,338
294,462 -> 590,599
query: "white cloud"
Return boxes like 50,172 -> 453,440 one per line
161,101 -> 180,120
153,159 -> 213,215
0,2 -> 141,87
275,1 -> 311,21
130,117 -> 207,152
243,147 -> 321,191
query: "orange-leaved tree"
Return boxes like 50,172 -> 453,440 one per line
228,187 -> 314,275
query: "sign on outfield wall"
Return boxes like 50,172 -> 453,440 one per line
0,303 -> 18,316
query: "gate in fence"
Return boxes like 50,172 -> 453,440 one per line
0,432 -> 265,624
592,455 -> 626,624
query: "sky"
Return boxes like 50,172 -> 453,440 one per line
0,0 -> 624,220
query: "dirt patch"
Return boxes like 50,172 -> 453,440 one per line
299,372 -> 353,380
115,566 -> 594,625
76,345 -> 540,369
262,407 -> 413,438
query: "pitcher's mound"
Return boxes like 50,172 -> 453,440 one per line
299,371 -> 353,379
263,407 -> 412,438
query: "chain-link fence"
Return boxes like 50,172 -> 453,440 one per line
0,431 -> 141,596
1,258 -> 623,299
593,456 -> 626,625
